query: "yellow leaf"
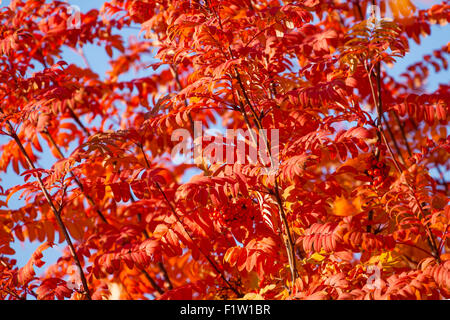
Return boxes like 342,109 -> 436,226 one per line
367,251 -> 404,269
333,196 -> 358,217
260,284 -> 276,295
293,226 -> 304,236
389,0 -> 415,18
242,292 -> 264,300
283,185 -> 300,211
282,184 -> 296,200
309,252 -> 326,262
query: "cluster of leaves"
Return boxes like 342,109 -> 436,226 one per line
0,0 -> 448,300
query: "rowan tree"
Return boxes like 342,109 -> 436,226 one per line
0,0 -> 449,300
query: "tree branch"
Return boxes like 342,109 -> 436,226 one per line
365,55 -> 441,262
42,130 -> 109,224
154,181 -> 242,297
232,68 -> 298,291
4,120 -> 92,300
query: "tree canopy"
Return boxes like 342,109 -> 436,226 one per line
0,0 -> 449,300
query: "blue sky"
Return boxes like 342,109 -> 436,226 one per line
0,0 -> 448,281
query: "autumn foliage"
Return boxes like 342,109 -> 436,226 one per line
0,0 -> 449,300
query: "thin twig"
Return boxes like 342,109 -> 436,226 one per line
67,105 -> 90,137
157,261 -> 173,290
365,54 -> 441,262
138,144 -> 239,294
232,68 -> 298,290
3,118 -> 92,300
137,143 -> 176,291
1,286 -> 26,300
43,130 -> 109,224
154,181 -> 242,297
141,269 -> 165,295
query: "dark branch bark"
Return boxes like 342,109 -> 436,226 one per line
4,120 -> 92,300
